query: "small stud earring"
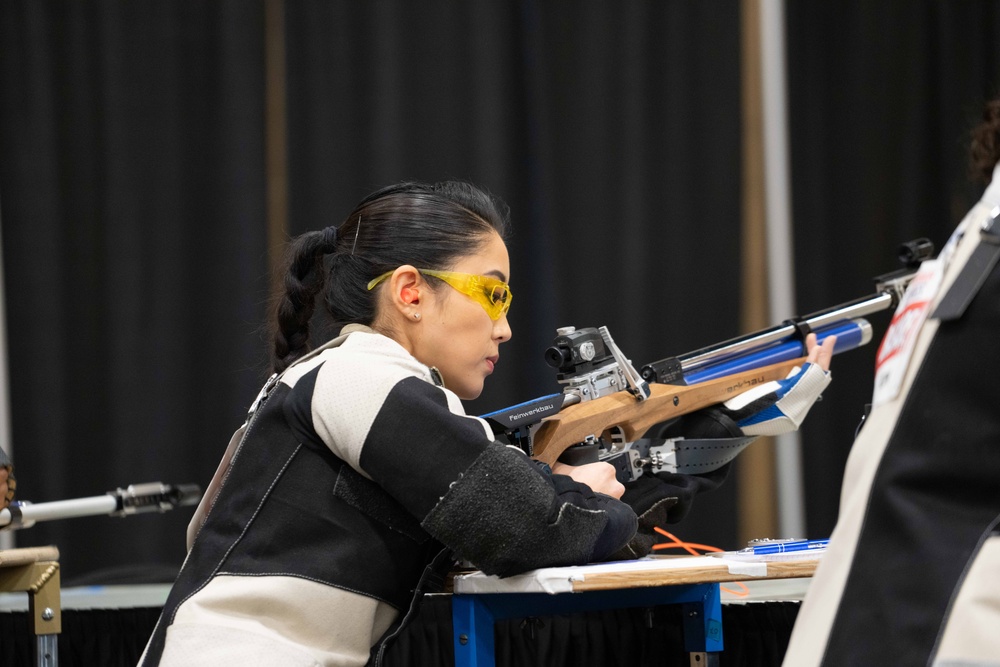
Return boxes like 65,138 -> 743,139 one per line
413,313 -> 421,320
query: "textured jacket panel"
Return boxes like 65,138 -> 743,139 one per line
422,440 -> 638,575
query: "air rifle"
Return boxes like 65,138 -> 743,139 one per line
0,482 -> 202,531
482,238 -> 934,482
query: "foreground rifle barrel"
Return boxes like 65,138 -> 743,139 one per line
681,293 -> 892,372
646,235 -> 937,382
682,318 -> 870,385
641,291 -> 894,384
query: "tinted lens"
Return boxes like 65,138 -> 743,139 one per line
489,285 -> 509,304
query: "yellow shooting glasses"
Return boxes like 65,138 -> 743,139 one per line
367,268 -> 513,321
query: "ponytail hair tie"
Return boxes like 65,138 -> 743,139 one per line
321,225 -> 338,253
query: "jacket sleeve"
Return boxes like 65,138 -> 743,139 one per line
353,377 -> 638,577
421,441 -> 638,576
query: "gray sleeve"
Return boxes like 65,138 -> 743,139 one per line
421,441 -> 637,577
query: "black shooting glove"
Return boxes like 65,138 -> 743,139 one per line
606,409 -> 741,560
607,464 -> 732,560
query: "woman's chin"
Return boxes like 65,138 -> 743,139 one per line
452,381 -> 484,401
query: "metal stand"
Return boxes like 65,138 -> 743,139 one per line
0,546 -> 62,667
452,582 -> 722,667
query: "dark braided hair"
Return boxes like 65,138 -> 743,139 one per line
270,181 -> 510,373
969,97 -> 1000,184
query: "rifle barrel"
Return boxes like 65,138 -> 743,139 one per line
0,482 -> 201,530
0,495 -> 117,527
676,292 -> 893,373
683,318 -> 871,384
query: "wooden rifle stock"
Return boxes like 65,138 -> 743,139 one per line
530,357 -> 804,466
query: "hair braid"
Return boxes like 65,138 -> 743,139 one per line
271,230 -> 332,373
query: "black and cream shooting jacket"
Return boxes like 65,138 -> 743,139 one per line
140,325 -> 637,667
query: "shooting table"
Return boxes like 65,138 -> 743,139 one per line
451,554 -> 819,667
0,546 -> 61,667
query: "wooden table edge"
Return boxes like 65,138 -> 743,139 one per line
569,558 -> 820,592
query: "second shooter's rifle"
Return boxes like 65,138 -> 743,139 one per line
481,239 -> 935,483
0,482 -> 202,531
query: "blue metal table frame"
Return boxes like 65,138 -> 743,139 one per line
452,581 -> 723,667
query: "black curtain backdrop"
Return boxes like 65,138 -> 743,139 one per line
0,1 -> 271,579
1,0 -> 998,586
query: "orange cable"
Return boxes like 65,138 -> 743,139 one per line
651,526 -> 750,598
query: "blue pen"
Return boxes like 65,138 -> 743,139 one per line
744,539 -> 829,555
